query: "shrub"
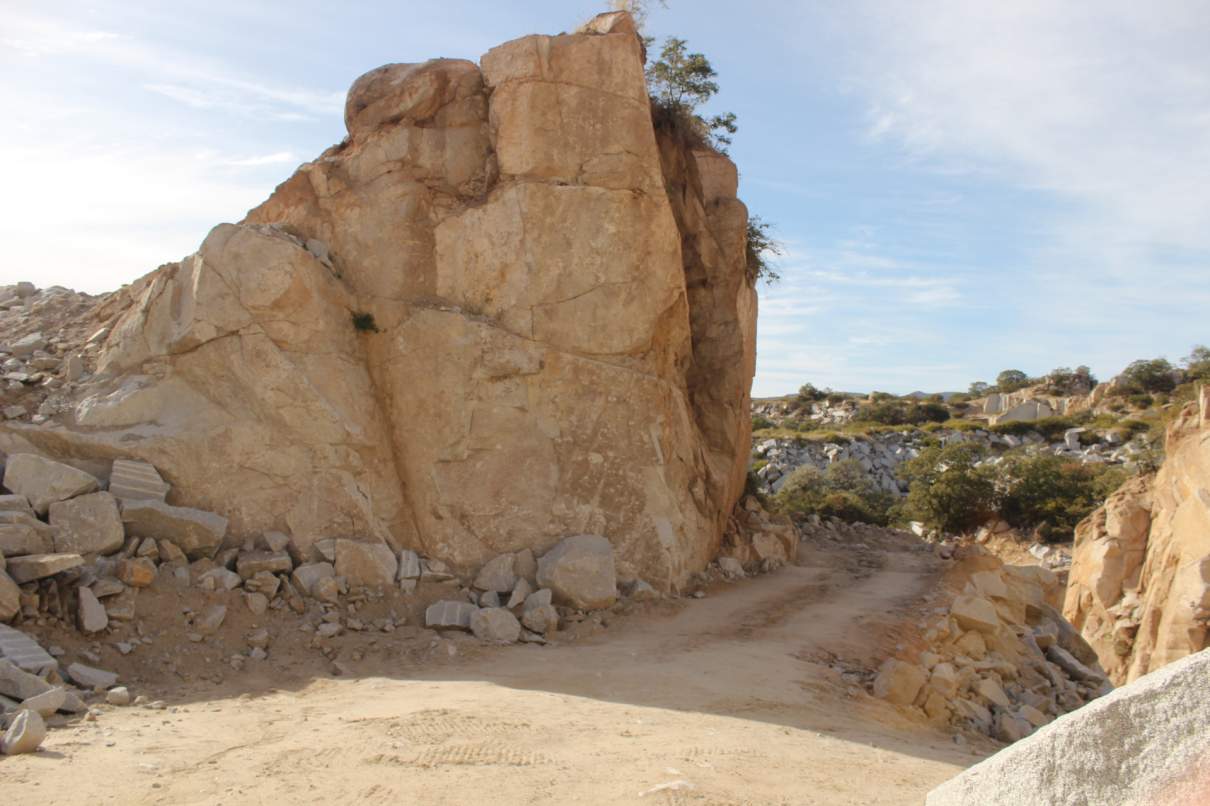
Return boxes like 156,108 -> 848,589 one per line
998,454 -> 1129,543
751,414 -> 773,431
797,383 -> 825,403
1115,358 -> 1176,395
351,312 -> 379,332
897,443 -> 997,534
1128,393 -> 1155,409
774,460 -> 894,526
858,400 -> 950,426
969,381 -> 990,396
996,369 -> 1032,393
1184,345 -> 1210,382
1040,365 -> 1097,395
990,415 -> 1081,442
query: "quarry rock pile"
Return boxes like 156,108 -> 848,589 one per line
0,10 -> 756,593
1064,385 -> 1210,683
872,548 -> 1113,745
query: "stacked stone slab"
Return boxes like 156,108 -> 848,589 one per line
107,459 -> 169,502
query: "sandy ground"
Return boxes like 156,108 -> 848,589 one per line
2,537 -> 993,805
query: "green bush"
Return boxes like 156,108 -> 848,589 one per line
1127,393 -> 1155,409
1114,358 -> 1176,395
774,459 -> 895,526
896,443 -> 997,534
998,454 -> 1129,543
857,400 -> 950,426
990,415 -> 1081,442
1184,345 -> 1210,382
996,369 -> 1032,393
752,414 -> 774,431
797,383 -> 825,403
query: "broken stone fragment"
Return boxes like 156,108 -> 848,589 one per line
106,459 -> 169,503
49,491 -> 125,556
5,553 -> 84,584
0,572 -> 18,622
291,562 -> 335,596
19,686 -> 66,717
1,708 -> 46,755
425,600 -> 476,631
872,658 -> 927,706
474,553 -> 517,593
470,607 -> 521,643
121,499 -> 226,560
0,658 -> 56,701
333,540 -> 397,589
236,550 -> 293,579
66,662 -> 118,690
77,587 -> 108,633
951,595 -> 1001,634
2,454 -> 100,517
520,603 -> 559,636
116,558 -> 156,588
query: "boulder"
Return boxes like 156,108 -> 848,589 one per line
0,658 -> 55,700
77,586 -> 108,633
66,662 -> 118,690
425,600 -> 477,631
951,595 -> 1001,634
926,648 -> 1210,805
5,553 -> 83,584
1,454 -> 99,516
469,607 -> 522,643
48,491 -> 125,556
536,535 -> 617,610
19,687 -> 66,717
521,603 -> 559,635
333,540 -> 398,588
0,521 -> 52,557
291,562 -> 335,596
1,708 -> 45,755
121,500 -> 226,560
474,554 -> 517,593
236,551 -> 293,579
116,557 -> 156,588
872,659 -> 927,706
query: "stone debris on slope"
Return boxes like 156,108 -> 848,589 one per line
871,546 -> 1113,746
926,648 -> 1210,806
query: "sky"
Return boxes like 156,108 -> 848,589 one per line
3,0 -> 1208,397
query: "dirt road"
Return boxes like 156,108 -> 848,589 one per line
3,538 -> 988,805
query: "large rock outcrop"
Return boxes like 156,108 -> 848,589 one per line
926,648 -> 1210,806
0,12 -> 757,590
1064,385 -> 1210,683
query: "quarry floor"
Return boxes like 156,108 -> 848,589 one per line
2,534 -> 994,805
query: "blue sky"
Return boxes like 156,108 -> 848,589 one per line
3,1 -> 1208,396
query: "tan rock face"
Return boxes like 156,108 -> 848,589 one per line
1064,386 -> 1210,683
0,13 -> 756,591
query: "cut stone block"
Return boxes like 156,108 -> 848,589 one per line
107,459 -> 170,502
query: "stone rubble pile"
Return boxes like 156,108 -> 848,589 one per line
752,426 -> 1150,497
1,624 -> 138,756
872,548 -> 1113,745
0,283 -> 100,427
